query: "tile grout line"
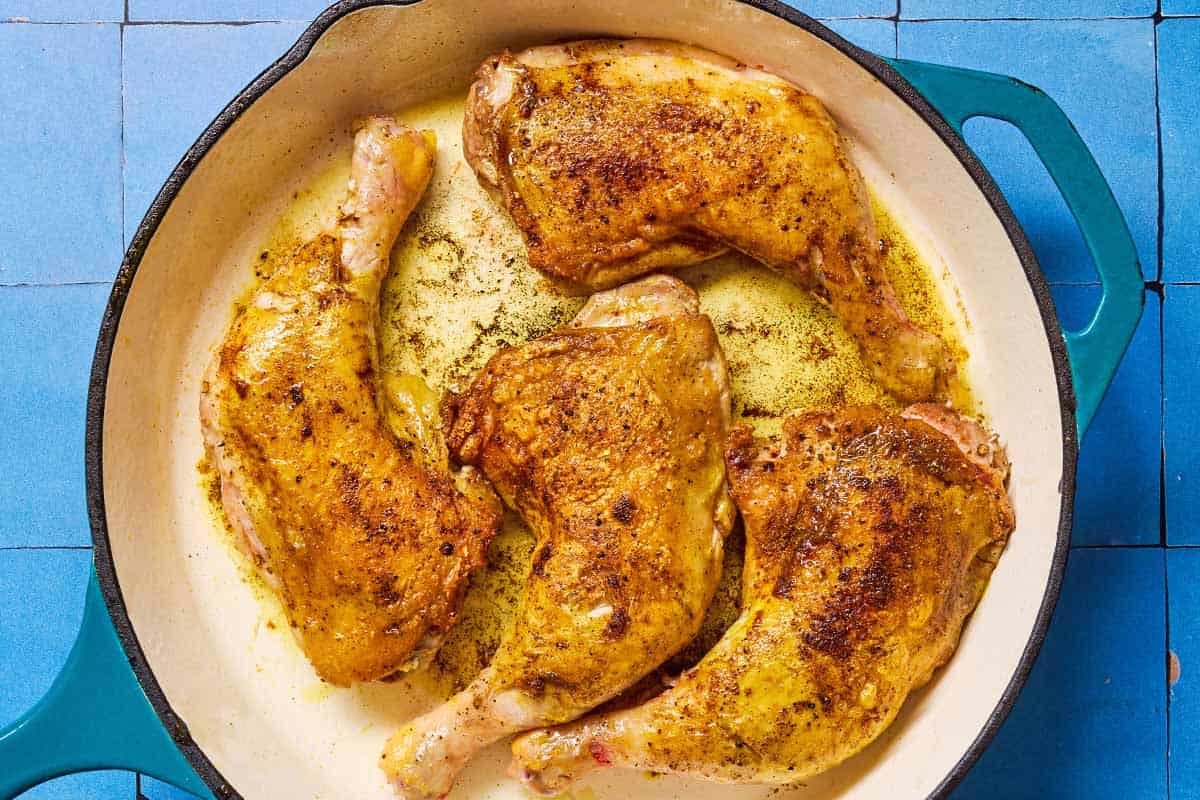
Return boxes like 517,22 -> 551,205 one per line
1024,280 -> 1200,288
1046,280 -> 1160,287
123,18 -> 309,25
8,13 -> 1200,25
1159,0 -> 1171,779
1154,10 -> 1165,285
900,14 -> 1159,21
120,9 -> 126,255
0,18 -> 311,25
1072,543 -> 1200,549
44,12 -> 1196,26
1074,544 -> 1166,550
0,281 -> 113,288
127,5 -> 140,794
0,545 -> 92,551
1165,546 -> 1173,798
1155,2 -> 1167,543
893,0 -> 900,57
2,18 -> 119,23
10,14 -> 1200,24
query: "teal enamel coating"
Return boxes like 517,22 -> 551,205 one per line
0,569 -> 213,800
886,58 -> 1145,440
0,57 -> 1141,799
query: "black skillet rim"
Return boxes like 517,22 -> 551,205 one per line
84,1 -> 1078,797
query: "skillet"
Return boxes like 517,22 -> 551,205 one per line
0,1 -> 1142,798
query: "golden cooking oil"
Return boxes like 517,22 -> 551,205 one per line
205,90 -> 977,696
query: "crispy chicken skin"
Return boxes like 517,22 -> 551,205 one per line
199,118 -> 502,687
511,405 -> 1014,792
464,38 -> 954,402
379,275 -> 735,799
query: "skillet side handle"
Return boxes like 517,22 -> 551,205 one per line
886,58 -> 1144,440
0,569 -> 213,800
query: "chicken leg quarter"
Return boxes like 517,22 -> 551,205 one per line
511,404 -> 1015,792
380,275 -> 735,799
464,39 -> 954,402
199,118 -> 501,687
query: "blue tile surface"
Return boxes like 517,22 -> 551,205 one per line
0,1 -> 121,20
1163,0 -> 1200,14
902,0 -> 1155,17
1169,549 -> 1200,799
961,116 -> 1093,283
952,548 -> 1167,799
0,549 -> 91,726
129,0 -> 327,21
16,771 -> 134,800
1165,285 -> 1200,545
1054,286 -> 1161,546
0,285 -> 110,548
0,9 -> 1186,800
1159,20 -> 1200,283
122,22 -> 308,240
821,17 -> 896,55
784,0 -> 896,16
0,23 -> 122,283
140,775 -> 199,800
899,19 -> 1157,283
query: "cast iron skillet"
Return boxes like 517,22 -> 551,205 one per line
0,1 -> 1142,798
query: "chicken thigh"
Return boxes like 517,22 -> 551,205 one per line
199,118 -> 501,687
464,39 -> 954,402
511,404 -> 1014,792
380,274 -> 735,799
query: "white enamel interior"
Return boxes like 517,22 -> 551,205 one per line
100,1 -> 1068,798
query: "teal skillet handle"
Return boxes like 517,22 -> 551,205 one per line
0,568 -> 213,800
886,58 -> 1144,439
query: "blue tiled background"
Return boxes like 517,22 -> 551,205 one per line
0,1 -> 1191,798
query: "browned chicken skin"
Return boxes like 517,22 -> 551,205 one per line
511,404 -> 1014,792
380,275 -> 734,799
199,119 -> 502,686
464,38 -> 955,402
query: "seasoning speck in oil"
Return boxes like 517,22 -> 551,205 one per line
199,91 -> 978,697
